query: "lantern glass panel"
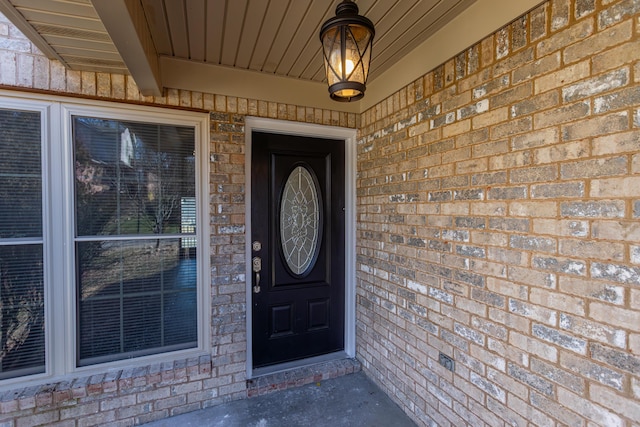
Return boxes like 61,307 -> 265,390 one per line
322,23 -> 372,87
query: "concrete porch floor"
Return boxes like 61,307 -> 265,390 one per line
142,370 -> 417,426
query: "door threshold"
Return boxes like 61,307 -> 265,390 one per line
251,351 -> 348,378
247,353 -> 361,397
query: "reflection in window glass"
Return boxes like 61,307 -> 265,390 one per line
74,118 -> 195,237
0,109 -> 42,238
77,239 -> 196,364
73,117 -> 197,365
0,108 -> 45,379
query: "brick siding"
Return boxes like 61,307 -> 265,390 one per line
0,11 -> 357,427
1,0 -> 639,426
356,1 -> 640,426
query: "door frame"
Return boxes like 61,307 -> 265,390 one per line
244,116 -> 357,379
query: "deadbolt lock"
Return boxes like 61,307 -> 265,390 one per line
252,256 -> 261,272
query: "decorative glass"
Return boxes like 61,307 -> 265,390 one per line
280,166 -> 321,276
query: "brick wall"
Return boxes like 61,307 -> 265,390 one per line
356,0 -> 640,425
0,11 -> 357,427
2,0 -> 639,426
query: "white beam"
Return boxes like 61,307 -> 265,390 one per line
91,0 -> 162,97
160,56 -> 361,114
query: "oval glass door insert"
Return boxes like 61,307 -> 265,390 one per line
280,165 -> 321,276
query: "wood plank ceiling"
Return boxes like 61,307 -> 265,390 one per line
0,0 -> 477,89
143,0 -> 476,83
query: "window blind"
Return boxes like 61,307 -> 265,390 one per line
73,117 -> 198,365
0,108 -> 45,379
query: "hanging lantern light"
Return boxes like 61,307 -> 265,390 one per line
319,0 -> 375,102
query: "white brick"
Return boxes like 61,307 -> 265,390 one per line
562,67 -> 628,102
560,313 -> 626,348
633,377 -> 640,399
590,302 -> 640,330
510,331 -> 558,362
531,289 -> 585,316
591,176 -> 640,197
590,384 -> 640,421
0,50 -> 16,85
592,220 -> 640,242
557,388 -> 622,427
533,218 -> 588,237
407,280 -> 427,295
16,53 -> 33,86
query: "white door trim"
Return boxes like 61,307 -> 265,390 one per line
244,117 -> 357,379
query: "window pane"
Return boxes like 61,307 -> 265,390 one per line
73,117 -> 195,237
0,245 -> 45,379
76,238 -> 197,365
0,106 -> 45,380
0,109 -> 42,238
73,115 -> 199,366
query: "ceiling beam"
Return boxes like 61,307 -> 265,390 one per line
91,0 -> 162,97
160,56 -> 361,114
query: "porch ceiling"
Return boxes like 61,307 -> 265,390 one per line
0,0 -> 545,112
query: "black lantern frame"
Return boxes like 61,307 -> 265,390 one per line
319,0 -> 375,102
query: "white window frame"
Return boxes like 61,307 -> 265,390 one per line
0,90 -> 210,389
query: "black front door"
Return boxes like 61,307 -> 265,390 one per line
251,131 -> 345,368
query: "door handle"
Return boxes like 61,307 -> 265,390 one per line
254,272 -> 260,293
252,256 -> 262,293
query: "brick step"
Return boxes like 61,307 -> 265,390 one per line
246,358 -> 361,398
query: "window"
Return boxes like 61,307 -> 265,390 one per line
0,95 -> 209,383
73,117 -> 199,365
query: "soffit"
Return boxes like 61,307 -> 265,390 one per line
139,0 -> 476,83
0,1 -> 473,92
0,0 -> 545,112
0,0 -> 127,73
